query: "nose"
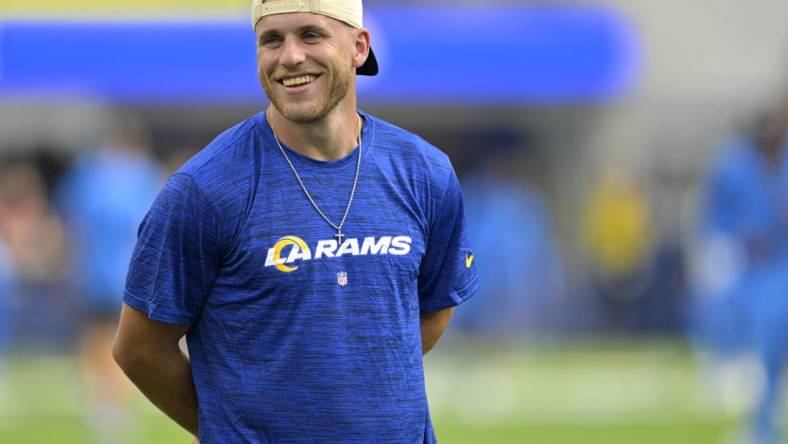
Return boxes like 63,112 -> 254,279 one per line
279,36 -> 306,69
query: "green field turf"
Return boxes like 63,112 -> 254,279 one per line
0,339 -> 765,443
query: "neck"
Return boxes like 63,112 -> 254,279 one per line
266,104 -> 361,162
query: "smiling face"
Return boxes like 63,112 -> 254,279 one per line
255,11 -> 366,124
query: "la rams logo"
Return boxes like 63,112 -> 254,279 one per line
265,234 -> 412,273
268,236 -> 311,272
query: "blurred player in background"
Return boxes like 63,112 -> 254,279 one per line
456,145 -> 565,335
0,162 -> 67,330
0,218 -> 16,413
0,161 -> 65,412
55,116 -> 164,443
692,99 -> 788,444
583,167 -> 654,331
112,0 -> 478,442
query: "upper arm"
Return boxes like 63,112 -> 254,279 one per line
418,160 -> 479,311
113,303 -> 190,366
124,173 -> 222,325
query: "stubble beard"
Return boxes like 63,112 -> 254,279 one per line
262,61 -> 353,124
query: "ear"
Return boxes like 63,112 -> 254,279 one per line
351,29 -> 372,70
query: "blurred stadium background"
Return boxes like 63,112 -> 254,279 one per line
1,0 -> 788,443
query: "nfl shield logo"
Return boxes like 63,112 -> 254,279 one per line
337,271 -> 348,286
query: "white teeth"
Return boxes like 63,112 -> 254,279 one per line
282,75 -> 317,87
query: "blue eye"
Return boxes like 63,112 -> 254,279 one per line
259,34 -> 282,47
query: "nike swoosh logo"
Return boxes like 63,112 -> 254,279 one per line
465,254 -> 474,268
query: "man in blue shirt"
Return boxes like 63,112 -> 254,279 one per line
112,1 -> 479,442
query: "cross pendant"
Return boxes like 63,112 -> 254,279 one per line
335,228 -> 345,244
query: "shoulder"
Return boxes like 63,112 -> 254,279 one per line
169,113 -> 267,209
363,113 -> 460,225
366,113 -> 450,164
176,113 -> 263,187
364,112 -> 454,184
161,113 -> 266,245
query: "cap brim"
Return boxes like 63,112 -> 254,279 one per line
357,47 -> 378,76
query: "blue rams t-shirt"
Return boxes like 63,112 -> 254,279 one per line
124,110 -> 478,443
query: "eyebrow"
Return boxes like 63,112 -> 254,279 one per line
259,24 -> 331,41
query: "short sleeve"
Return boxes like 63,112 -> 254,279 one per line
418,165 -> 479,312
124,173 -> 222,325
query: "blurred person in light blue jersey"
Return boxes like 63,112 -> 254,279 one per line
55,114 -> 164,443
56,116 -> 164,322
691,100 -> 788,444
455,147 -> 565,335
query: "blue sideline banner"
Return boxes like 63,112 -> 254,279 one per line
0,6 -> 640,104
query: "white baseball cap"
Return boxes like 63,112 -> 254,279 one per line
251,0 -> 379,76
